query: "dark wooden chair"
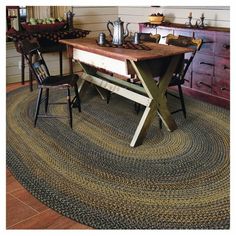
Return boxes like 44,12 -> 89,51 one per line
132,33 -> 202,124
18,38 -> 81,128
164,34 -> 202,119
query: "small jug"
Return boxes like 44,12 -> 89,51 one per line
107,17 -> 129,45
133,32 -> 140,45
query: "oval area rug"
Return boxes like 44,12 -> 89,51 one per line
6,86 -> 230,229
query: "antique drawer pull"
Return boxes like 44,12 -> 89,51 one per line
223,44 -> 230,49
221,87 -> 230,91
198,81 -> 212,88
200,62 -> 214,67
224,65 -> 230,70
202,41 -> 214,44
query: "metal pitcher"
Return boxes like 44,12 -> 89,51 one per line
107,17 -> 129,45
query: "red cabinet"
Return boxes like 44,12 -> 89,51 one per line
139,23 -> 230,108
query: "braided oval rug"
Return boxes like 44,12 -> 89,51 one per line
6,86 -> 230,229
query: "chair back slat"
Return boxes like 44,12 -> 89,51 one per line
32,60 -> 50,84
138,33 -> 161,44
18,39 -> 50,85
165,34 -> 202,78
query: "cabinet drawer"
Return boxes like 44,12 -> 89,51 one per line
140,27 -> 157,35
214,33 -> 230,58
194,31 -> 215,55
173,29 -> 194,37
192,72 -> 212,94
212,77 -> 230,99
192,53 -> 214,76
214,56 -> 230,79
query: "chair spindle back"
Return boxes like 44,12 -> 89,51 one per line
18,39 -> 50,85
165,34 -> 202,79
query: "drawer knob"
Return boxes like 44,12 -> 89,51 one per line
198,81 -> 212,88
200,62 -> 214,67
221,87 -> 230,91
202,41 -> 214,44
224,65 -> 230,70
223,44 -> 230,49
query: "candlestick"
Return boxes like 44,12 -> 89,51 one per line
201,13 -> 204,18
198,15 -> 205,28
185,14 -> 193,28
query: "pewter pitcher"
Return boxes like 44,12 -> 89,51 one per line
107,17 -> 130,45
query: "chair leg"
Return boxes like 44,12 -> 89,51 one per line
74,84 -> 81,112
178,84 -> 186,118
67,88 -> 72,129
134,102 -> 141,114
106,91 -> 111,104
45,88 -> 49,113
159,118 -> 163,129
34,88 -> 43,127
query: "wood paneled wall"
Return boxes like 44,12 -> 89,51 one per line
118,6 -> 230,33
73,6 -> 118,38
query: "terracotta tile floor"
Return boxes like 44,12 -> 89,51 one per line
6,82 -> 92,229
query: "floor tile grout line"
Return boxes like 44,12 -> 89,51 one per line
7,185 -> 24,194
8,192 -> 40,214
7,171 -> 56,214
6,169 -> 76,225
7,208 -> 51,229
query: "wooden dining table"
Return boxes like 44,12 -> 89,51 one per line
59,38 -> 192,147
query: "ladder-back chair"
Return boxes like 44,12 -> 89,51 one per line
165,34 -> 202,118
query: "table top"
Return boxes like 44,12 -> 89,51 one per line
59,38 -> 193,62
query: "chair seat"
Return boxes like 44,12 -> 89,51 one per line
41,74 -> 79,87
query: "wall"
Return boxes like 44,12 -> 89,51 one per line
73,6 -> 118,38
118,6 -> 230,34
